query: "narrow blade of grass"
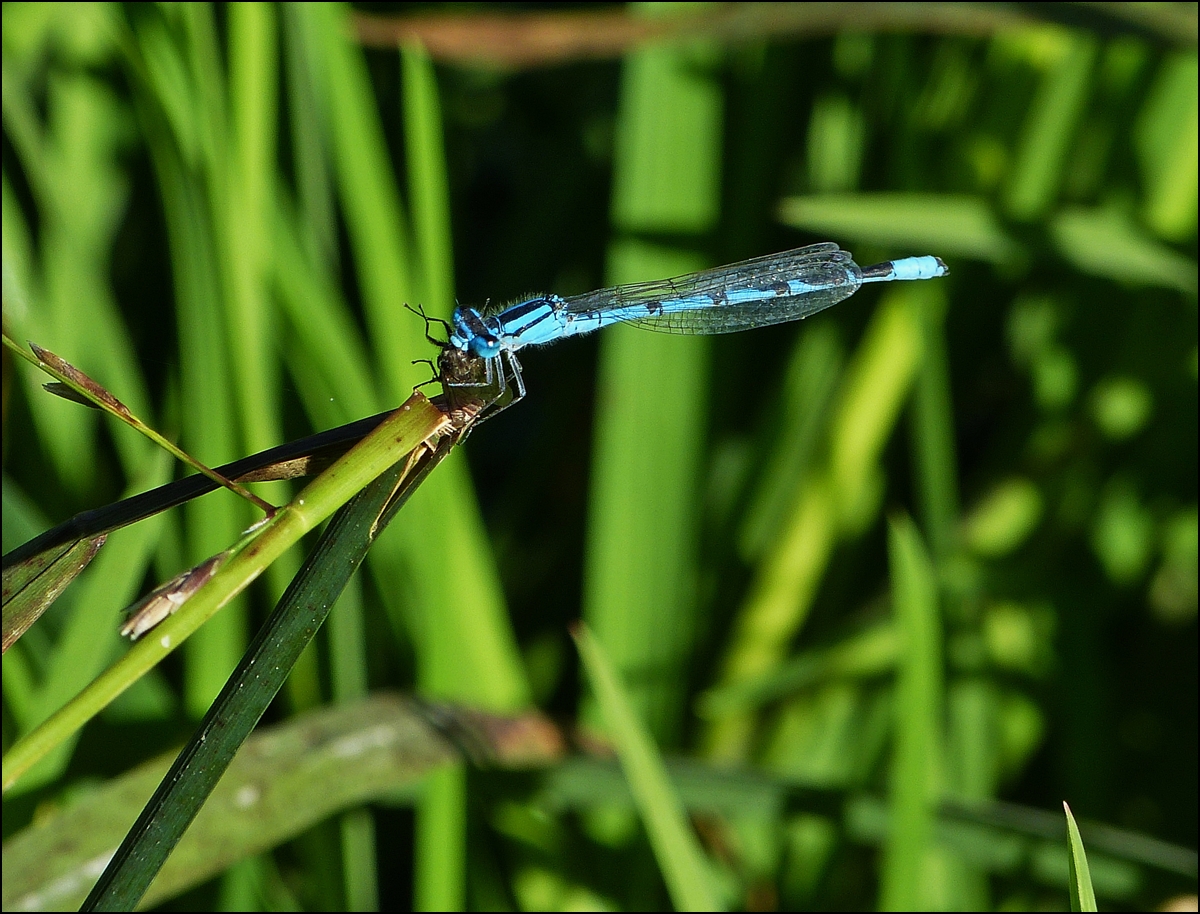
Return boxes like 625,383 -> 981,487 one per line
582,6 -> 720,750
705,291 -> 924,761
574,623 -> 723,912
778,192 -> 1024,264
1065,801 -> 1099,913
908,291 -> 960,560
881,515 -> 944,910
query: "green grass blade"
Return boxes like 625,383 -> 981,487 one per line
223,0 -> 281,460
1136,52 -> 1198,240
574,624 -> 723,912
582,6 -> 721,748
706,291 -> 925,760
402,42 -> 453,315
417,764 -> 468,912
302,1 -> 416,401
778,192 -> 1025,264
737,324 -> 844,561
402,41 -> 467,912
327,574 -> 378,910
881,515 -> 945,910
1065,802 -> 1099,912
2,18 -> 153,498
1003,34 -> 1097,221
908,292 -> 959,560
1049,206 -> 1198,293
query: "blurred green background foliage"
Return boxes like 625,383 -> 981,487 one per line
2,2 -> 1196,910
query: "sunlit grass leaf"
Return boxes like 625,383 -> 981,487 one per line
779,193 -> 1025,264
1003,35 -> 1096,221
1050,207 -> 1198,293
697,621 -> 897,717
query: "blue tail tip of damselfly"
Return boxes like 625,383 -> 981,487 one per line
860,254 -> 949,283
